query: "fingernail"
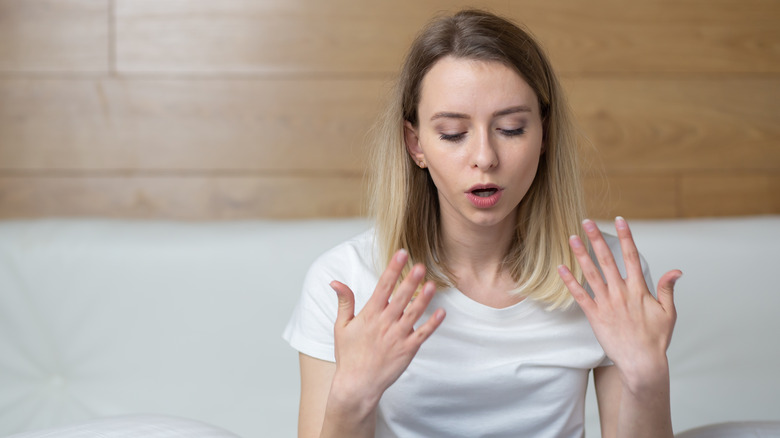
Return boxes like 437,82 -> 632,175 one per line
569,235 -> 583,248
615,216 -> 627,229
423,282 -> 435,297
582,219 -> 596,232
395,248 -> 408,262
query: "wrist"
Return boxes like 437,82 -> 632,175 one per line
618,356 -> 670,399
326,372 -> 382,424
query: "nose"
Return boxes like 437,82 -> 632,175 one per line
471,129 -> 498,170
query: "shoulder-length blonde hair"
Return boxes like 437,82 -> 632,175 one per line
368,9 -> 586,309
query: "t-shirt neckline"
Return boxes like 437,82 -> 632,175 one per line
437,286 -> 538,322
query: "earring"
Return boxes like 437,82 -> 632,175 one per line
419,161 -> 426,168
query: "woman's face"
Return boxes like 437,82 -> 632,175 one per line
405,56 -> 544,231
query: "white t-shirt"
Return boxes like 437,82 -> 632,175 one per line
283,229 -> 653,437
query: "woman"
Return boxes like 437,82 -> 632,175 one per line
283,9 -> 681,437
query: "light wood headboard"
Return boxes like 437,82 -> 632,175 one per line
1,0 -> 777,219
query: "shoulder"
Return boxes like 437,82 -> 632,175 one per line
283,228 -> 381,361
302,228 -> 381,304
306,228 -> 378,280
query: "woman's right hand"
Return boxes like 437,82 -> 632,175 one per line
325,249 -> 445,432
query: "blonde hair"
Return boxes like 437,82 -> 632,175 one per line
368,9 -> 586,309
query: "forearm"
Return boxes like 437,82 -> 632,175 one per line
320,408 -> 376,438
615,358 -> 673,438
318,373 -> 380,438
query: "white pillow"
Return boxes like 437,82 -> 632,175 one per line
675,421 -> 780,438
5,415 -> 240,438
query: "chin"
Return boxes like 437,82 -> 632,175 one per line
466,208 -> 516,228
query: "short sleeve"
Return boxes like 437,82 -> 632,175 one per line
282,254 -> 340,362
282,230 -> 379,363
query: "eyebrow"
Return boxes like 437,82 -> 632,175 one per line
430,105 -> 533,121
494,105 -> 533,117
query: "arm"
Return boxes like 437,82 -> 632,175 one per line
297,249 -> 445,438
558,217 -> 680,438
298,353 -> 384,437
594,364 -> 672,438
298,354 -> 336,437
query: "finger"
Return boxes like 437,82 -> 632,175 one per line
365,249 -> 408,313
581,219 -> 623,287
399,281 -> 437,327
569,234 -> 607,297
656,270 -> 682,313
385,264 -> 426,319
410,301 -> 446,346
330,281 -> 355,328
557,264 -> 597,315
614,216 -> 645,283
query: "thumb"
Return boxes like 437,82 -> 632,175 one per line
330,280 -> 355,327
656,269 -> 682,311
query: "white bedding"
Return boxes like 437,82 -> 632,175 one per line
0,216 -> 778,436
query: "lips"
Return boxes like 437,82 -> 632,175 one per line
466,184 -> 503,208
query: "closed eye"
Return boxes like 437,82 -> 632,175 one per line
440,132 -> 466,142
499,127 -> 525,137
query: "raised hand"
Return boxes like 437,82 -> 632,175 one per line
557,217 -> 682,393
328,249 -> 446,411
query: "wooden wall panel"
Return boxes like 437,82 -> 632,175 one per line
0,0 -> 778,219
680,172 -> 780,217
113,0 -> 509,74
0,175 -> 365,219
114,0 -> 780,74
0,0 -> 108,72
2,77 -> 776,174
565,78 -> 780,172
525,0 -> 780,74
0,78 -> 384,171
584,174 -> 678,219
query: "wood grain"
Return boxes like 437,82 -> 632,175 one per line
114,0 -> 780,75
0,78 -> 386,171
567,78 -> 780,172
525,0 -> 780,74
0,0 -> 777,219
584,174 -> 678,219
0,0 -> 109,72
2,77 -> 777,175
680,172 -> 780,217
0,174 -> 366,219
113,0 -> 508,74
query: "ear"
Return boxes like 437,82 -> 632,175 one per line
404,120 -> 425,165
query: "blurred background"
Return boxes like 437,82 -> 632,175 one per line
0,0 -> 777,220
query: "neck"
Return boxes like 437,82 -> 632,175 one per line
440,209 -> 517,283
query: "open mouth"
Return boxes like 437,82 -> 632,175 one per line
466,185 -> 502,208
471,188 -> 498,198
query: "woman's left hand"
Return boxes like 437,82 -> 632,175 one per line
557,217 -> 682,393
